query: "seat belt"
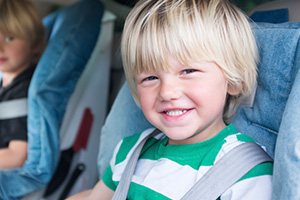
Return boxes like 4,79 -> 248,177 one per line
112,129 -> 161,200
0,98 -> 28,120
112,129 -> 273,200
181,142 -> 273,200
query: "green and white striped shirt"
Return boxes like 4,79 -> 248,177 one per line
103,124 -> 273,200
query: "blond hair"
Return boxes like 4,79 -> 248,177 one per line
0,0 -> 45,62
122,0 -> 258,123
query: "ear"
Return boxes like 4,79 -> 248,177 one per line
227,82 -> 243,96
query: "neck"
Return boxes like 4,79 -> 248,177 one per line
1,65 -> 29,87
2,73 -> 17,87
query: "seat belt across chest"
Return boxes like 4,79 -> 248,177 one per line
112,128 -> 273,200
0,98 -> 28,120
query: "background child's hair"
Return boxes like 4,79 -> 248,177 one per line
0,0 -> 45,63
121,0 -> 258,123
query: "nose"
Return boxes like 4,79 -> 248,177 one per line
158,78 -> 182,101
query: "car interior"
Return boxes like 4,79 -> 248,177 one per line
0,0 -> 299,199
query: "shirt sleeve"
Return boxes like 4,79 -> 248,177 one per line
101,139 -> 124,191
0,117 -> 27,148
102,165 -> 117,191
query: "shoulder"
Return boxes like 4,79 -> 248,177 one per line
0,77 -> 32,101
213,132 -> 253,161
216,131 -> 273,176
110,128 -> 164,167
106,128 -> 164,185
218,133 -> 273,198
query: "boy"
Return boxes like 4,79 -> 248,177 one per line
0,0 -> 45,168
69,0 -> 272,199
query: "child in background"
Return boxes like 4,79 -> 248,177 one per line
0,0 -> 45,168
69,0 -> 273,199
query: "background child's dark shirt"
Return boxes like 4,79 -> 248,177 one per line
0,66 -> 35,148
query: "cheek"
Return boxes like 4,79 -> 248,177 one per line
11,47 -> 31,63
208,81 -> 228,110
190,78 -> 228,108
137,87 -> 158,123
139,96 -> 155,124
137,88 -> 152,111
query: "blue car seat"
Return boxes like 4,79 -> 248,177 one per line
36,9 -> 116,200
97,1 -> 300,200
249,0 -> 300,22
0,0 -> 113,199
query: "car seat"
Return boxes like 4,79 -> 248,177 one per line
38,10 -> 116,200
249,0 -> 300,22
0,0 -> 115,199
97,1 -> 300,200
248,1 -> 300,199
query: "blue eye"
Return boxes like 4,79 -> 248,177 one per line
183,69 -> 196,74
145,76 -> 158,81
5,36 -> 14,42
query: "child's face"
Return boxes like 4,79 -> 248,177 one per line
0,32 -> 34,76
135,57 -> 230,145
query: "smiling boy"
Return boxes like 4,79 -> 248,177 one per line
135,58 -> 233,145
68,0 -> 273,199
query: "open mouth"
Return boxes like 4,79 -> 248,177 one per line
164,110 -> 188,116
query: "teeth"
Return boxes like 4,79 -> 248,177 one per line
165,110 -> 187,116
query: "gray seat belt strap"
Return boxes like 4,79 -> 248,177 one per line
181,142 -> 273,200
112,128 -> 161,200
0,98 -> 28,120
